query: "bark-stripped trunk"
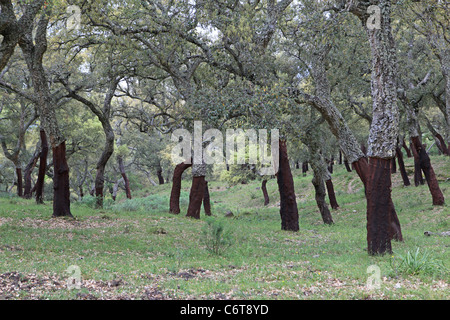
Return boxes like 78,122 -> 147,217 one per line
344,158 -> 352,172
118,155 -> 131,199
15,167 -> 23,197
203,180 -> 211,216
391,157 -> 396,174
302,161 -> 308,176
52,141 -> 71,217
325,179 -> 339,210
411,137 -> 445,205
156,165 -> 165,185
262,179 -> 270,206
424,116 -> 449,156
186,163 -> 206,219
169,161 -> 192,214
396,146 -> 410,187
410,141 -> 425,186
276,140 -> 299,231
35,129 -> 48,204
402,137 -> 412,158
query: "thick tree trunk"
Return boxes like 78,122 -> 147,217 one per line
391,157 -> 396,174
186,163 -> 207,219
411,137 -> 445,205
396,146 -> 410,187
169,161 -> 192,214
262,179 -> 270,206
325,179 -> 339,210
366,158 -> 401,255
276,140 -> 299,231
35,129 -> 48,204
203,180 -> 211,216
52,141 -> 72,217
117,155 -> 131,199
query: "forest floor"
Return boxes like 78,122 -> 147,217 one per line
0,155 -> 449,300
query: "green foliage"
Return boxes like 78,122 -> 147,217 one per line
200,217 -> 233,255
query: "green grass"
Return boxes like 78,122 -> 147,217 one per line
0,155 -> 448,300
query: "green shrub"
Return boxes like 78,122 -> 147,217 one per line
200,217 -> 233,255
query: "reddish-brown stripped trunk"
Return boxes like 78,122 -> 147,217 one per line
35,129 -> 48,204
262,179 -> 270,206
396,147 -> 410,187
52,141 -> 72,217
276,140 -> 299,231
16,167 -> 23,197
203,181 -> 211,216
325,179 -> 339,210
411,137 -> 445,205
118,155 -> 132,199
169,161 -> 192,214
23,148 -> 40,199
186,176 -> 206,219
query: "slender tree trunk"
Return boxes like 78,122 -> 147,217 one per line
203,180 -> 211,216
118,155 -> 132,199
169,161 -> 192,214
186,163 -> 206,219
402,137 -> 412,158
156,165 -> 165,185
302,161 -> 308,176
35,129 -> 48,204
411,137 -> 445,205
344,158 -> 352,172
338,150 -> 342,165
276,140 -> 299,231
411,141 -> 425,186
15,167 -> 23,197
262,179 -> 270,206
94,129 -> 114,208
23,147 -> 40,199
325,179 -> 339,210
313,176 -> 334,225
396,146 -> 410,187
391,157 -> 396,174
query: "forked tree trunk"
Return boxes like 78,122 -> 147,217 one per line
35,129 -> 48,204
402,137 -> 412,158
94,130 -> 114,208
411,137 -> 445,205
276,140 -> 299,231
169,161 -> 192,214
262,179 -> 270,206
396,146 -> 410,187
203,180 -> 211,216
186,164 -> 206,219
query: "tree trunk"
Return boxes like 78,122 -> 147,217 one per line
15,167 -> 23,197
52,141 -> 72,217
302,161 -> 308,176
325,179 -> 339,210
35,129 -> 48,204
276,140 -> 299,231
157,165 -> 165,185
402,137 -> 412,158
186,163 -> 206,219
411,137 -> 445,205
410,141 -> 425,186
118,155 -> 132,199
262,179 -> 270,206
23,146 -> 40,199
344,158 -> 352,172
396,146 -> 410,187
313,176 -> 334,225
203,180 -> 211,216
390,157 -> 396,174
94,128 -> 114,208
169,161 -> 192,214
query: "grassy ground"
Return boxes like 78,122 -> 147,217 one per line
0,155 -> 448,300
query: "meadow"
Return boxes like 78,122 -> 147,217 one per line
0,156 -> 448,300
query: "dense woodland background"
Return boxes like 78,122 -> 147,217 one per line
0,0 -> 449,258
